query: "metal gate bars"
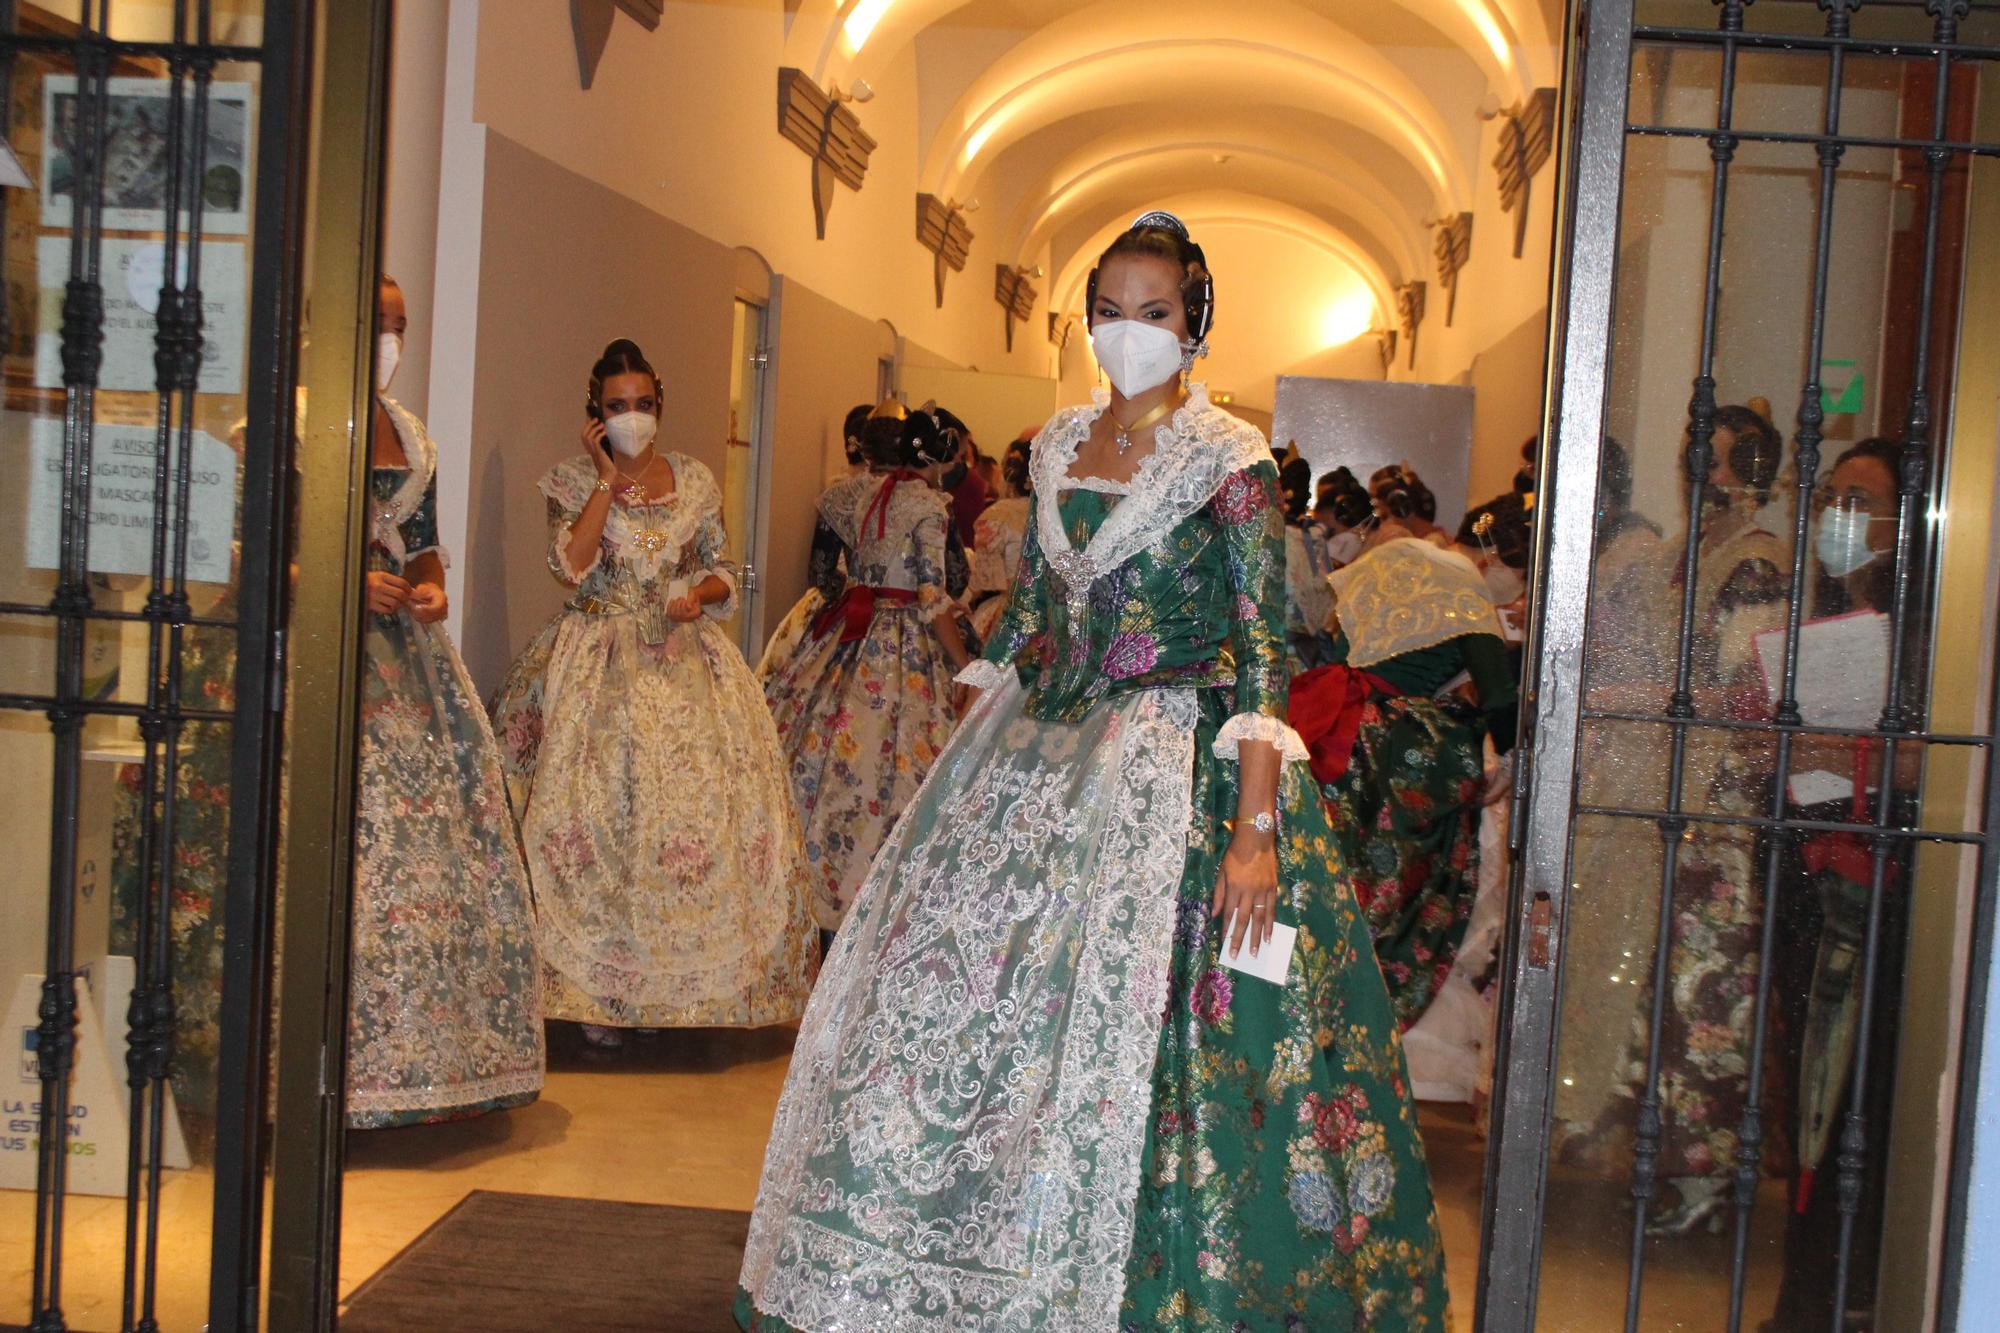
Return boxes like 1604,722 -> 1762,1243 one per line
1486,2 -> 2000,1330
1,1 -> 309,1329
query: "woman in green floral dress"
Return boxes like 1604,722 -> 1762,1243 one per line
737,214 -> 1446,1331
1291,534 -> 1517,1031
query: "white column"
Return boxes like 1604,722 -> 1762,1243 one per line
383,0 -> 450,423
423,0 -> 489,637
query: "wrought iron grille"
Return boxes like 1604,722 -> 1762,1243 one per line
1486,1 -> 2000,1329
0,1 -> 305,1330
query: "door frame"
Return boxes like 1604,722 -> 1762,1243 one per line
263,0 -> 395,1327
1478,3 -> 2000,1328
1475,1 -> 1630,1327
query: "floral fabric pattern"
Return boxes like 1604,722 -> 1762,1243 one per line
762,473 -> 962,927
490,451 -> 817,1027
1603,518 -> 1794,1179
1317,690 -> 1487,1031
109,611 -> 237,1138
346,400 -> 544,1128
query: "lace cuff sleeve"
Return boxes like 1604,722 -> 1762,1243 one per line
699,564 -> 739,620
547,499 -> 601,585
956,659 -> 1013,691
1211,711 -> 1310,763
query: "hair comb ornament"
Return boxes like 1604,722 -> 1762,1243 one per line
1131,209 -> 1191,237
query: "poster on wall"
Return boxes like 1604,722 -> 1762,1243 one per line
23,419 -> 237,585
40,75 -> 253,235
34,235 -> 247,395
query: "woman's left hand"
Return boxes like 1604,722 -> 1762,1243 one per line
407,582 -> 449,624
1212,828 -> 1281,958
665,594 -> 703,623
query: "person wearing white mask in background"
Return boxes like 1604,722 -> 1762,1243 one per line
343,276 -> 546,1127
489,338 -> 817,1052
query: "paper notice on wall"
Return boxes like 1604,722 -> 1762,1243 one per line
35,235 -> 247,395
23,417 -> 237,584
1,973 -> 135,1195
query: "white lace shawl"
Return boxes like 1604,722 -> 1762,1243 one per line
994,384 -> 1306,762
1030,383 -> 1269,594
539,450 -> 734,602
373,396 -> 443,567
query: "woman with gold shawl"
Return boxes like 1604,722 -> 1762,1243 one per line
1290,536 -> 1518,1028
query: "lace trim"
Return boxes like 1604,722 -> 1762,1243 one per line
374,397 -> 445,567
539,452 -> 722,576
955,659 -> 1013,691
1030,385 -> 1269,616
740,685 -> 1195,1330
700,565 -> 740,620
344,1066 -> 543,1115
550,519 -> 602,585
1212,711 -> 1310,762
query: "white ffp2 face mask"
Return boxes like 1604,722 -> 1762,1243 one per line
375,332 -> 402,393
1091,319 -> 1185,398
1815,505 -> 1882,578
1326,530 -> 1364,566
604,410 -> 658,459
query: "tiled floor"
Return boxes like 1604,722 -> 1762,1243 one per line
4,1025 -> 1787,1330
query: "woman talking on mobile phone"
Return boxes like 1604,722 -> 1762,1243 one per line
490,338 -> 817,1050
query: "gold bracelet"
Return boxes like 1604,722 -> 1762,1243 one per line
593,478 -> 612,494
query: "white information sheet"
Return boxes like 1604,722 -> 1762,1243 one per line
1754,610 -> 1891,806
23,418 -> 237,584
35,236 -> 247,395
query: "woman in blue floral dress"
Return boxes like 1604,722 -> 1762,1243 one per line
344,279 -> 545,1128
737,214 -> 1446,1331
759,402 -> 973,929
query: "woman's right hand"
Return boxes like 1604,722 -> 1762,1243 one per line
365,571 -> 412,616
582,418 -> 615,480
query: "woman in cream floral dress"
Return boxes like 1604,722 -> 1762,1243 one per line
760,401 -> 972,929
491,339 -> 816,1047
346,278 -> 544,1127
738,214 -> 1444,1331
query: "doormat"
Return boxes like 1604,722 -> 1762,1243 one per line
340,1190 -> 750,1332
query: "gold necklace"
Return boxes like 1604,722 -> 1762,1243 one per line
1111,389 -> 1184,454
615,455 -> 659,507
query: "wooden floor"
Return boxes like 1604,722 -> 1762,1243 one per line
2,1024 -> 1789,1330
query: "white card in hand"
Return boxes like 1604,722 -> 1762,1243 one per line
1219,921 -> 1297,987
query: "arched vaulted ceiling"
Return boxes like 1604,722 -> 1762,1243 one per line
776,0 -> 1559,334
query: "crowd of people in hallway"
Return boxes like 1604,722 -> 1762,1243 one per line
99,215 -> 1913,1333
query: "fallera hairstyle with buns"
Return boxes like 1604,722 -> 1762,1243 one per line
1086,211 -> 1215,345
589,338 -> 663,415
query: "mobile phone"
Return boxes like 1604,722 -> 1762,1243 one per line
585,395 -> 611,457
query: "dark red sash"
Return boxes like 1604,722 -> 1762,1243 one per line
1289,663 -> 1401,786
813,586 -> 919,644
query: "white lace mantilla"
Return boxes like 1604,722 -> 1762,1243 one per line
1031,384 -> 1269,620
740,681 -> 1196,1331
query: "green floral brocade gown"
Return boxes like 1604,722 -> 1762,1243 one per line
737,388 -> 1447,1332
